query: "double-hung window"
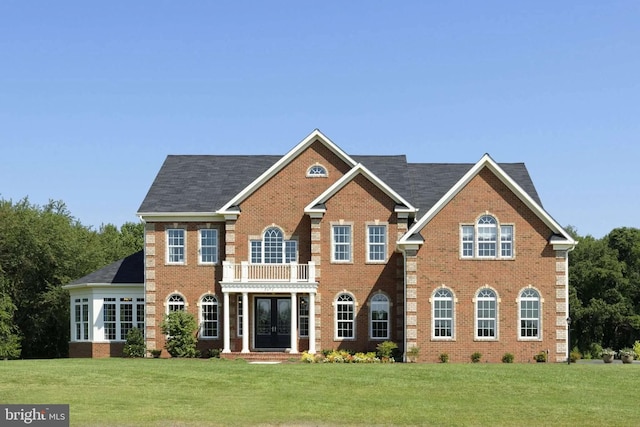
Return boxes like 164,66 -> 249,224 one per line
370,294 -> 390,339
299,296 -> 309,337
335,293 -> 355,339
103,298 -> 117,340
367,225 -> 387,262
461,215 -> 514,259
200,295 -> 218,338
167,229 -> 185,264
74,298 -> 89,341
332,225 -> 352,262
168,294 -> 185,313
519,288 -> 541,339
432,288 -> 454,339
476,289 -> 497,339
199,229 -> 218,264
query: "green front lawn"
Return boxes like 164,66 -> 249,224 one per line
0,358 -> 636,426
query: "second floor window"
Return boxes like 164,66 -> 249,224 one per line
250,227 -> 297,263
461,215 -> 513,259
332,225 -> 352,262
199,229 -> 218,264
367,225 -> 387,262
167,229 -> 185,264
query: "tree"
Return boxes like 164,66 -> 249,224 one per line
160,311 -> 198,358
0,289 -> 22,359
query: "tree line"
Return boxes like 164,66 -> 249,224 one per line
0,198 -> 143,358
1,198 -> 638,359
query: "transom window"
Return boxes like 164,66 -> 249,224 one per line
461,215 -> 513,259
307,164 -> 328,177
167,229 -> 185,264
432,288 -> 454,339
367,225 -> 387,262
250,227 -> 297,264
370,294 -> 390,339
332,225 -> 352,262
476,289 -> 497,339
200,295 -> 218,338
519,288 -> 541,339
199,229 -> 218,264
167,294 -> 185,313
335,293 -> 355,339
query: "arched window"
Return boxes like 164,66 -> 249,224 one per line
200,295 -> 218,338
307,164 -> 328,177
476,288 -> 497,339
461,215 -> 513,259
519,288 -> 541,339
335,293 -> 355,339
250,227 -> 297,264
370,294 -> 390,339
432,288 -> 454,339
167,294 -> 185,313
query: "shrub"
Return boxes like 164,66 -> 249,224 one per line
502,353 -> 514,363
123,328 -> 146,358
207,348 -> 221,359
439,353 -> 449,363
570,350 -> 581,363
471,352 -> 482,363
588,342 -> 603,359
407,346 -> 420,362
376,341 -> 399,361
633,341 -> 640,360
160,311 -> 198,358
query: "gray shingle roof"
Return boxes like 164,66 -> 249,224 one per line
68,251 -> 144,286
138,154 -> 541,218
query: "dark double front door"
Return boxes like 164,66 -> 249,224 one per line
255,297 -> 291,349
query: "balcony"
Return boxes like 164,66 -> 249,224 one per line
222,261 -> 316,283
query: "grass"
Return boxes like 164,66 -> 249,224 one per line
0,358 -> 637,426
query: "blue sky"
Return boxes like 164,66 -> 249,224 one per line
1,1 -> 638,238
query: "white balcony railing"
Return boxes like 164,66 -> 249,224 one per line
222,261 -> 316,283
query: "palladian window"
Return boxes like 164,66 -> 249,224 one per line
461,215 -> 513,259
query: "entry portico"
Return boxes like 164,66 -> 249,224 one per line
220,261 -> 318,355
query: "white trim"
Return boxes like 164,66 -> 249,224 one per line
474,287 -> 499,341
398,154 -> 576,249
304,163 -> 417,216
218,129 -> 357,215
198,228 -> 219,265
137,213 -> 224,223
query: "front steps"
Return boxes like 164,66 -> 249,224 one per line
220,351 -> 302,363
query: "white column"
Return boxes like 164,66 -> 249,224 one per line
241,292 -> 250,353
222,291 -> 231,353
308,292 -> 316,354
290,292 -> 298,353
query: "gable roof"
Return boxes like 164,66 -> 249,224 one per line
63,251 -> 144,288
305,163 -> 417,216
399,154 -> 576,248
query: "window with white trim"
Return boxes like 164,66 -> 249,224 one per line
102,297 -> 144,341
332,225 -> 352,262
460,215 -> 514,259
250,227 -> 297,264
167,294 -> 185,313
335,293 -> 355,339
370,293 -> 390,339
307,164 -> 328,177
200,295 -> 218,338
519,288 -> 541,339
432,288 -> 454,339
299,296 -> 309,337
104,298 -> 117,340
136,298 -> 145,331
74,298 -> 89,341
475,289 -> 497,339
199,229 -> 218,264
120,297 -> 135,340
367,225 -> 387,262
167,228 -> 185,264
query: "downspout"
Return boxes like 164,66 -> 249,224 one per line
399,246 -> 408,363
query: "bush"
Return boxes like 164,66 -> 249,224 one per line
471,352 -> 482,363
588,342 -> 603,359
376,341 -> 398,360
123,328 -> 146,358
207,348 -> 221,359
160,311 -> 198,358
439,353 -> 449,363
502,353 -> 514,363
533,351 -> 547,362
634,341 -> 640,360
570,349 -> 581,363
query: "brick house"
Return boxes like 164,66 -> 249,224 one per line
64,130 -> 576,362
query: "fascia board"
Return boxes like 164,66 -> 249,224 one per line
220,129 -> 358,212
62,283 -> 143,290
304,163 -> 417,214
399,154 -> 575,244
137,212 -> 223,222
